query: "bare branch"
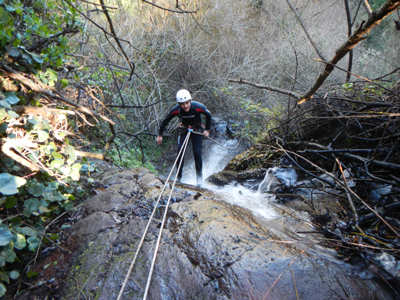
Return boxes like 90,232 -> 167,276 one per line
99,0 -> 135,73
362,0 -> 373,17
0,64 -> 116,125
142,0 -> 199,14
228,78 -> 301,99
298,0 -> 400,104
285,0 -> 327,61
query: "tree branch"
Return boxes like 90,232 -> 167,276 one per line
99,0 -> 135,72
142,0 -> 199,13
298,0 -> 400,104
285,0 -> 326,61
362,0 -> 373,17
0,64 -> 116,125
228,78 -> 301,99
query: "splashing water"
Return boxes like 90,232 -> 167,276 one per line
179,138 -> 279,220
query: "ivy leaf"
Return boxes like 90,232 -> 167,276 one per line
28,182 -> 45,197
0,123 -> 7,134
0,282 -> 6,298
64,145 -> 76,162
3,92 -> 20,105
70,163 -> 82,181
8,48 -> 20,58
51,151 -> 63,159
50,159 -> 63,169
0,173 -> 26,195
13,233 -> 26,250
37,130 -> 49,141
0,228 -> 13,246
7,110 -> 19,118
27,236 -> 40,252
39,206 -> 51,213
0,271 -> 9,284
63,200 -> 74,211
20,227 -> 37,237
0,100 -> 11,109
9,270 -> 20,280
0,243 -> 16,263
24,198 -> 40,212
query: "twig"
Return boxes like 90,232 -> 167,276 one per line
362,0 -> 373,17
142,0 -> 199,13
285,0 -> 326,61
228,78 -> 301,99
262,247 -> 310,300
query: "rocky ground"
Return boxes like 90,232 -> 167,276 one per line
8,167 -> 398,300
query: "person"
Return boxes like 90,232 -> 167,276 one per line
156,89 -> 212,185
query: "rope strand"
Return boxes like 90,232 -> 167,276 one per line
116,132 -> 191,300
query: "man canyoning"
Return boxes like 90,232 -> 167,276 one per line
156,89 -> 212,185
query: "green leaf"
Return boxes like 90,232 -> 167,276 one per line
13,233 -> 26,250
0,271 -> 9,284
27,236 -> 40,252
51,152 -> 63,159
37,130 -> 49,141
28,182 -> 45,197
24,198 -> 40,212
0,100 -> 11,109
50,159 -> 63,168
7,110 -> 19,118
3,92 -> 20,105
0,228 -> 13,246
26,271 -> 38,278
60,78 -> 68,87
8,48 -> 21,58
43,263 -> 51,269
0,173 -> 26,195
27,118 -> 39,125
9,270 -> 20,280
0,243 -> 16,263
39,206 -> 51,213
0,123 -> 7,134
64,145 -> 76,161
21,227 -> 37,237
0,282 -> 5,298
4,196 -> 17,208
63,200 -> 74,211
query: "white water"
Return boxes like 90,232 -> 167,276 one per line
178,138 -> 280,220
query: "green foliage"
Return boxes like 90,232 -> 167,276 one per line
107,147 -> 157,174
0,0 -> 85,296
0,175 -> 86,296
0,0 -> 82,69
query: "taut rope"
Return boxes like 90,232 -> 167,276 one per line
116,131 -> 192,300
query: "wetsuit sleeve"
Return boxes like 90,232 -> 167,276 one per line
158,105 -> 180,135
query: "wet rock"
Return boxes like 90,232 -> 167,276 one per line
58,168 -> 396,300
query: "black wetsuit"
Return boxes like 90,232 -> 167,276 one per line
158,101 -> 212,183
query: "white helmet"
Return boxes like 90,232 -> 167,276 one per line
176,89 -> 192,103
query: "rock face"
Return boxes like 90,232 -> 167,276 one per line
59,168 -> 395,300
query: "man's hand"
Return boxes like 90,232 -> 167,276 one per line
156,135 -> 163,144
203,130 -> 210,138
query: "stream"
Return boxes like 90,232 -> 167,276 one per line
34,128 -> 398,300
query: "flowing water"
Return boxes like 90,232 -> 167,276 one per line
159,136 -> 400,289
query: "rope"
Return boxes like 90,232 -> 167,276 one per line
191,130 -> 242,150
142,129 -> 192,300
116,132 -> 191,300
